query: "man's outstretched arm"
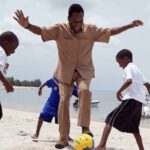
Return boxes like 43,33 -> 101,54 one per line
13,10 -> 42,35
110,20 -> 143,36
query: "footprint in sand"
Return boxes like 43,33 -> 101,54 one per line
17,130 -> 29,136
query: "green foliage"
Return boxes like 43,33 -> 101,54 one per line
6,76 -> 41,87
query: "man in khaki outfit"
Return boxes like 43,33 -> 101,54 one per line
14,4 -> 143,149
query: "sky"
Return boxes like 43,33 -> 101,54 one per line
0,0 -> 150,90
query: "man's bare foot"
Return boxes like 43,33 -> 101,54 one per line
31,133 -> 39,139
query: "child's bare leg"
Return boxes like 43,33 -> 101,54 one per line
32,118 -> 43,139
133,133 -> 144,150
94,124 -> 112,150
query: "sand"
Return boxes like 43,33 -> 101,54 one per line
0,108 -> 150,150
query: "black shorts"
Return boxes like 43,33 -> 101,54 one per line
105,99 -> 142,133
0,102 -> 3,120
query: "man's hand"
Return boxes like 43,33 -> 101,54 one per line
13,10 -> 29,28
131,20 -> 144,27
110,20 -> 144,36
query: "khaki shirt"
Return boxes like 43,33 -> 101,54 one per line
41,23 -> 111,84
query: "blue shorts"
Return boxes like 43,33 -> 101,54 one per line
39,99 -> 58,124
39,112 -> 58,123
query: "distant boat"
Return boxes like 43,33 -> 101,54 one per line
73,99 -> 100,108
90,100 -> 100,107
142,95 -> 150,118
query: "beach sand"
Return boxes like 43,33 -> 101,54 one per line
0,108 -> 150,150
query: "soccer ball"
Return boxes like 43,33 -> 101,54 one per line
73,133 -> 94,150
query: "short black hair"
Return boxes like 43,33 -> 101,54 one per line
68,4 -> 84,18
116,49 -> 133,61
0,31 -> 19,45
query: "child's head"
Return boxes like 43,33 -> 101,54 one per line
116,49 -> 133,68
0,31 -> 19,56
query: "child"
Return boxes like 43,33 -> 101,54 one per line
32,76 -> 78,141
95,49 -> 150,150
0,31 -> 19,119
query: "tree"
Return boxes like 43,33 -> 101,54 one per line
6,76 -> 41,87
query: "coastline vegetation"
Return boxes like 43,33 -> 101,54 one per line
6,76 -> 41,87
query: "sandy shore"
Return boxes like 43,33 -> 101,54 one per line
0,108 -> 150,150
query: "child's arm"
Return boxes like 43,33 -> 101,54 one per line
0,71 -> 14,92
144,82 -> 150,95
38,82 -> 47,96
117,79 -> 132,101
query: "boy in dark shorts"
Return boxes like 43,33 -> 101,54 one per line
95,49 -> 150,150
0,31 -> 19,120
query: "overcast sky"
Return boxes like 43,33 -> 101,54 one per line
0,0 -> 150,90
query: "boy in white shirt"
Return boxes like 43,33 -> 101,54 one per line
0,31 -> 19,119
95,49 -> 150,150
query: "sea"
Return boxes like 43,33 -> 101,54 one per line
0,87 -> 150,129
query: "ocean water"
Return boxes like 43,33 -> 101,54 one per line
0,87 -> 149,128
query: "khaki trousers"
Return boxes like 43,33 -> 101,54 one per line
58,71 -> 91,142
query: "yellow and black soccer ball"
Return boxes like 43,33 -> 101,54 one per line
73,133 -> 94,150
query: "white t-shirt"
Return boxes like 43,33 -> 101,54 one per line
121,62 -> 146,104
0,47 -> 7,75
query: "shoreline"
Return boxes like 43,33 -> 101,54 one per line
0,108 -> 150,150
0,85 -> 38,89
3,105 -> 150,129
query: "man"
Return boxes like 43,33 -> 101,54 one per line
14,4 -> 143,149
